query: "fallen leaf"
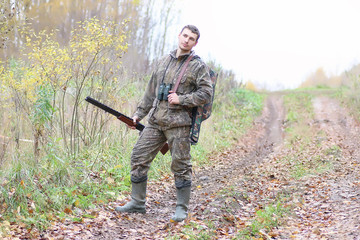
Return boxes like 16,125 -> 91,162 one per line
64,208 -> 72,214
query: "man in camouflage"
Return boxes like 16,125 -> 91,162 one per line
115,25 -> 213,222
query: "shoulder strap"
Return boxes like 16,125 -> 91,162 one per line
160,56 -> 172,84
172,53 -> 194,93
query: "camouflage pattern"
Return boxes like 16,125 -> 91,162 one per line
190,69 -> 218,144
130,125 -> 192,183
134,49 -> 213,129
130,49 -> 213,185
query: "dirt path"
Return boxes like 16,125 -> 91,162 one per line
42,93 -> 360,239
275,96 -> 360,239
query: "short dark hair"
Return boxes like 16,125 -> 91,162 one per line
181,25 -> 200,41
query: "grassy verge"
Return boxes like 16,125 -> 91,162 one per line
334,86 -> 360,121
0,136 -> 136,231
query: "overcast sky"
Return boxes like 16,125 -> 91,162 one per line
172,0 -> 360,90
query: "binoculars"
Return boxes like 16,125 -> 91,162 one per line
157,83 -> 173,101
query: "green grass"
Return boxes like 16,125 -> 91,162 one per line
241,202 -> 289,238
0,131 -> 138,230
281,91 -> 338,180
166,221 -> 217,240
283,92 -> 314,125
335,86 -> 360,121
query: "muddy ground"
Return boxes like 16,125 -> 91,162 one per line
40,92 -> 360,240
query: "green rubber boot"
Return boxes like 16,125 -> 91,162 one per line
115,181 -> 147,213
171,186 -> 191,222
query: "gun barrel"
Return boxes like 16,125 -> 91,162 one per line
85,96 -> 144,131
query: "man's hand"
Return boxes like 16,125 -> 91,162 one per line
128,116 -> 139,130
168,91 -> 180,105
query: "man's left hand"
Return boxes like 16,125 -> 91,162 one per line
168,91 -> 180,105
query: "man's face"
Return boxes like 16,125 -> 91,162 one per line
178,28 -> 198,52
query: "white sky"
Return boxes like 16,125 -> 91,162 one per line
172,0 -> 360,90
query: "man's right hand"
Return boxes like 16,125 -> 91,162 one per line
128,116 -> 139,130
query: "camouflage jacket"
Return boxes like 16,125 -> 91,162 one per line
134,49 -> 213,130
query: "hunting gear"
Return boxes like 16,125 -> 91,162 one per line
115,25 -> 214,222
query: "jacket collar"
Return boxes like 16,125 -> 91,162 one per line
169,49 -> 194,60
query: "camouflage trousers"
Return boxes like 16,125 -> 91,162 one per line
130,125 -> 192,189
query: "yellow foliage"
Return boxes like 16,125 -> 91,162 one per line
70,18 -> 128,61
1,17 -> 129,105
245,81 -> 258,91
300,67 -> 337,88
132,0 -> 141,6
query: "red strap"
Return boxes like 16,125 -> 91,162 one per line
172,54 -> 194,93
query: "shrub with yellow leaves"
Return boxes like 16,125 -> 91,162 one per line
0,17 -> 129,160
